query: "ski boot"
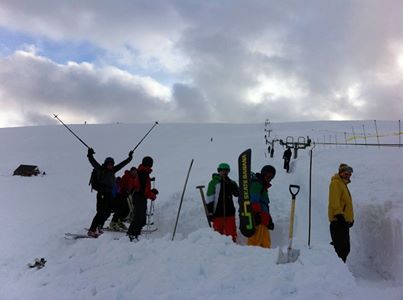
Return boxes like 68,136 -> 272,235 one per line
108,222 -> 120,231
128,234 -> 139,242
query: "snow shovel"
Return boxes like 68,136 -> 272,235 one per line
277,184 -> 300,264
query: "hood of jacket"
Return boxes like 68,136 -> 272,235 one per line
331,173 -> 350,185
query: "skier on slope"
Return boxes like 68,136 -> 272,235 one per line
87,148 -> 133,238
109,167 -> 139,230
328,163 -> 354,263
206,163 -> 239,242
248,165 -> 276,248
127,156 -> 158,241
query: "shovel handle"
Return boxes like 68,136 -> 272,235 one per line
289,184 -> 300,199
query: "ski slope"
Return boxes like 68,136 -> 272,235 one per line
0,121 -> 402,299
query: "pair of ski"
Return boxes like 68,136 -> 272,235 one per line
65,227 -> 157,240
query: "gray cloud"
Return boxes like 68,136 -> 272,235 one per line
0,51 -> 170,125
0,0 -> 402,126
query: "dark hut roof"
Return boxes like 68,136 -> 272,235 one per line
13,165 -> 40,176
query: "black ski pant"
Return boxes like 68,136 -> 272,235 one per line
283,159 -> 290,173
111,193 -> 130,223
89,191 -> 113,231
330,221 -> 350,263
127,195 -> 147,237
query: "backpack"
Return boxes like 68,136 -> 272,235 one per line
89,168 -> 102,191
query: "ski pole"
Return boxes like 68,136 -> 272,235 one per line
196,185 -> 212,227
172,159 -> 194,241
53,114 -> 91,149
146,178 -> 156,239
145,200 -> 154,239
132,121 -> 159,152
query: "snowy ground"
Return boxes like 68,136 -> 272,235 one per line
0,121 -> 402,300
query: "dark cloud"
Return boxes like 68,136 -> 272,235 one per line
171,83 -> 213,122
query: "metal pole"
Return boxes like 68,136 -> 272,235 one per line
132,121 -> 159,152
352,127 -> 357,145
172,159 -> 194,241
308,147 -> 313,248
374,120 -> 380,148
399,120 -> 401,147
53,114 -> 91,149
362,124 -> 367,145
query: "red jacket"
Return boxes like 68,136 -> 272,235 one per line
119,170 -> 139,195
136,164 -> 156,201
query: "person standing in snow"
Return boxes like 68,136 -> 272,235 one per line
127,156 -> 158,241
282,147 -> 292,173
328,163 -> 355,263
109,167 -> 139,230
87,148 -> 133,237
248,165 -> 276,248
206,163 -> 239,242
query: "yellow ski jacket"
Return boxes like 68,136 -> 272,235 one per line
328,174 -> 354,223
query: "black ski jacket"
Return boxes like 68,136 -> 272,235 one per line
88,152 -> 132,192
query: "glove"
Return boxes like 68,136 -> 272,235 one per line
128,150 -> 134,159
87,148 -> 95,156
254,212 -> 262,225
335,214 -> 345,223
268,219 -> 274,230
151,188 -> 159,195
348,220 -> 354,228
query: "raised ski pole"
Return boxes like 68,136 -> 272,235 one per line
196,185 -> 212,227
172,159 -> 194,241
53,114 -> 91,149
132,121 -> 159,152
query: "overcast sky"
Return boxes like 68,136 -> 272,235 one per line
0,0 -> 402,127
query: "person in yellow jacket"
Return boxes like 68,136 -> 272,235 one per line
328,163 -> 355,262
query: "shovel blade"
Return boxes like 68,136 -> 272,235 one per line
277,247 -> 300,264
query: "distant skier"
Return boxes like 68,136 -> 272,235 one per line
283,147 -> 292,173
127,156 -> 158,241
206,163 -> 239,242
109,167 -> 139,230
328,163 -> 354,263
87,148 -> 133,238
248,165 -> 276,248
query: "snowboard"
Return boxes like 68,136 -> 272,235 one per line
238,148 -> 255,237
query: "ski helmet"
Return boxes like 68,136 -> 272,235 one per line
217,163 -> 230,172
104,157 -> 115,165
142,156 -> 153,167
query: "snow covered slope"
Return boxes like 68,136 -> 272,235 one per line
0,121 -> 402,299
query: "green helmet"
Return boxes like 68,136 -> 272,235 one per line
217,163 -> 230,171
